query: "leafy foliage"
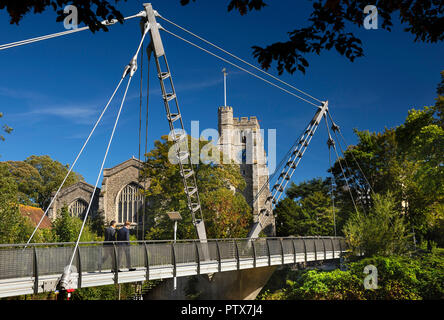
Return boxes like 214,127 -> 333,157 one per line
0,163 -> 54,244
260,250 -> 444,300
72,284 -> 119,300
0,0 -> 128,32
252,0 -> 444,74
182,1 -> 444,74
52,206 -> 99,242
1,1 -> 442,75
274,71 -> 443,255
2,155 -> 83,210
181,0 -> 267,16
343,192 -> 410,256
0,163 -> 53,243
274,178 -> 336,236
0,112 -> 13,144
0,155 -> 86,244
333,101 -> 444,246
201,188 -> 252,238
141,135 -> 252,240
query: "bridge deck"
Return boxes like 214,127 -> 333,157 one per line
0,237 -> 346,298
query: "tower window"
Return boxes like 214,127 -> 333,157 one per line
242,148 -> 247,164
117,183 -> 144,224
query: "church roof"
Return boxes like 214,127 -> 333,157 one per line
103,157 -> 144,177
51,180 -> 100,197
19,205 -> 52,229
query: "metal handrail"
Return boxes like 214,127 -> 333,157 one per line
0,236 -> 345,248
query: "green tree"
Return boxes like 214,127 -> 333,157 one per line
274,197 -> 302,236
2,2 -> 442,75
2,155 -> 84,210
0,164 -> 30,244
88,210 -> 106,237
185,1 -> 444,75
266,251 -> 444,300
331,73 -> 444,246
201,188 -> 252,238
0,163 -> 54,244
24,155 -> 84,209
0,112 -> 13,143
434,70 -> 444,127
141,135 -> 252,240
274,178 -> 336,236
2,161 -> 42,206
53,206 -> 98,242
343,192 -> 409,256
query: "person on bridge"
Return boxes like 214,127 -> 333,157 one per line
100,220 -> 117,272
105,220 -> 117,243
117,221 -> 135,271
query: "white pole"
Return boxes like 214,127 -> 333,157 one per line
222,68 -> 227,106
173,220 -> 177,290
174,221 -> 177,242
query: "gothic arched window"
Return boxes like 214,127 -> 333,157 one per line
117,183 -> 144,224
69,199 -> 88,218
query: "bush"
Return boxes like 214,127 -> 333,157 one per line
344,192 -> 410,256
53,206 -> 99,242
284,269 -> 364,300
262,251 -> 444,300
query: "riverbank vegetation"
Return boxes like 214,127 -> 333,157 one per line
259,71 -> 444,300
259,248 -> 444,300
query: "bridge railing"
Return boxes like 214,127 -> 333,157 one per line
0,237 -> 347,293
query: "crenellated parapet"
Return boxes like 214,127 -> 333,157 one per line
234,116 -> 259,127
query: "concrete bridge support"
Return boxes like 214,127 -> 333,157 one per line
145,266 -> 277,300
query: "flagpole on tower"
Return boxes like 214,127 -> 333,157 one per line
222,67 -> 227,106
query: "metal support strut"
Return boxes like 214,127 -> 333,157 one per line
248,101 -> 329,238
143,3 -> 207,241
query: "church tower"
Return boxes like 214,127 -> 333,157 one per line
217,106 -> 275,235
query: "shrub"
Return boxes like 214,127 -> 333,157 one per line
344,192 -> 410,256
263,251 -> 444,300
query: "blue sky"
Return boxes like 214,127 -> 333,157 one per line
0,0 -> 442,187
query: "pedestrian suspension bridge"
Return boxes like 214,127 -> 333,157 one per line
0,237 -> 346,298
0,3 -> 370,298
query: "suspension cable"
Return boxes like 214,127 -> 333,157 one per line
325,115 -> 337,236
61,25 -> 149,286
326,111 -> 399,236
327,111 -> 374,214
65,74 -> 134,276
137,35 -> 144,240
252,129 -> 305,229
157,14 -> 323,104
328,119 -> 367,214
142,44 -> 152,240
328,144 -> 337,236
161,28 -> 320,108
24,76 -> 125,248
325,117 -> 360,215
252,123 -> 307,205
327,111 -> 374,193
0,12 -> 144,51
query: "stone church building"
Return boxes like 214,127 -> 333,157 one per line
48,106 -> 274,232
48,157 -> 145,226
